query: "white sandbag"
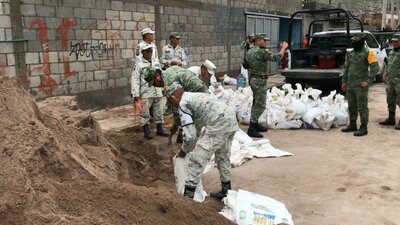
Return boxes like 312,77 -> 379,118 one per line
233,129 -> 253,144
220,189 -> 294,225
290,98 -> 308,119
237,109 -> 250,125
219,190 -> 238,221
332,102 -> 348,126
223,74 -> 237,85
302,107 -> 323,129
173,155 -> 207,202
314,111 -> 336,131
275,119 -> 303,129
240,65 -> 249,80
244,139 -> 293,158
258,109 -> 269,130
230,139 -> 252,167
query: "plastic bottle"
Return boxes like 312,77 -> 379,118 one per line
237,73 -> 246,89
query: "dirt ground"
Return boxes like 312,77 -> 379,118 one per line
203,83 -> 400,225
0,78 -> 231,225
2,76 -> 400,225
93,81 -> 400,225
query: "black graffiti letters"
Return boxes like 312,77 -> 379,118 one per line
69,41 -> 118,59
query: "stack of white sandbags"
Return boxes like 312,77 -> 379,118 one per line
209,83 -> 348,131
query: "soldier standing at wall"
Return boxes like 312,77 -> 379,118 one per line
379,33 -> 400,129
136,28 -> 161,69
131,44 -> 169,139
160,32 -> 188,70
165,82 -> 238,200
341,32 -> 379,136
160,32 -> 188,116
145,65 -> 208,143
246,33 -> 288,138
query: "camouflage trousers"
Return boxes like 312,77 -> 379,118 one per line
346,86 -> 369,126
386,78 -> 400,115
140,97 -> 163,126
249,77 -> 267,123
185,131 -> 236,187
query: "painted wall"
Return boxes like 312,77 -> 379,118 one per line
0,0 -> 301,99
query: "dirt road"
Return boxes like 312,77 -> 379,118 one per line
203,83 -> 400,225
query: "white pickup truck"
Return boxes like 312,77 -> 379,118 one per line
281,9 -> 387,88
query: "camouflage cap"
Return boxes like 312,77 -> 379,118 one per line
164,82 -> 182,98
350,32 -> 366,42
254,33 -> 270,41
391,33 -> 400,42
143,66 -> 157,84
170,32 -> 181,38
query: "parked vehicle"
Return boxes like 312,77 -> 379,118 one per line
281,8 -> 388,89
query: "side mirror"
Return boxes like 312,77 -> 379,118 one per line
381,41 -> 389,50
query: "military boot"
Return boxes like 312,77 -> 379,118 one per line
354,124 -> 368,136
395,121 -> 400,130
156,123 -> 169,137
183,185 -> 196,199
341,123 -> 358,132
256,123 -> 268,132
247,122 -> 263,138
379,118 -> 396,125
176,129 -> 183,144
142,124 -> 153,140
210,181 -> 231,200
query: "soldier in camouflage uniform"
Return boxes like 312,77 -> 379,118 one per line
145,65 -> 208,143
165,82 -> 239,200
379,33 -> 400,130
131,44 -> 169,139
160,32 -> 188,116
246,33 -> 288,137
341,32 -> 379,136
160,32 -> 188,70
188,60 -> 221,87
241,32 -> 255,69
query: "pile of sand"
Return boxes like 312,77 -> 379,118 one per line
0,78 -> 232,225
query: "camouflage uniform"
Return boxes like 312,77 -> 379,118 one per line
135,41 -> 160,69
160,44 -> 188,69
131,59 -> 163,126
187,66 -> 219,87
384,45 -> 400,122
178,92 -> 239,187
342,35 -> 379,129
247,43 -> 282,124
163,66 -> 209,126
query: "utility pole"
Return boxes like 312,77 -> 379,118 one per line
382,0 -> 387,30
391,0 -> 395,29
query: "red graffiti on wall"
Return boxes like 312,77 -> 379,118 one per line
57,18 -> 77,78
29,18 -> 57,96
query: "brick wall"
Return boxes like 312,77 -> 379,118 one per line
0,0 -> 16,78
0,0 -> 301,99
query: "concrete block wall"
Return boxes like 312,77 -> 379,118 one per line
0,0 -> 301,99
0,0 -> 16,78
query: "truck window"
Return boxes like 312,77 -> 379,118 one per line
365,33 -> 379,48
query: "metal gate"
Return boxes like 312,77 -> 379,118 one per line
246,15 -> 280,74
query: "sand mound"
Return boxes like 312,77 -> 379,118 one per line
0,78 -> 232,225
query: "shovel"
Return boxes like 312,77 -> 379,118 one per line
156,133 -> 172,155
